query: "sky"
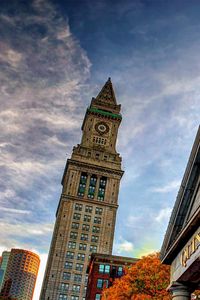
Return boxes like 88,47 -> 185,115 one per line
0,0 -> 200,298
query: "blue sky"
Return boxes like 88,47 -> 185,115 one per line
0,0 -> 200,298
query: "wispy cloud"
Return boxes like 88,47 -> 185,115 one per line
0,1 -> 91,296
155,207 -> 172,223
0,0 -> 91,227
151,180 -> 181,193
114,238 -> 134,255
0,207 -> 31,214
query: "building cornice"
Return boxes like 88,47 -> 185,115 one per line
161,126 -> 200,264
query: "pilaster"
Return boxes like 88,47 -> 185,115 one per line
168,282 -> 192,300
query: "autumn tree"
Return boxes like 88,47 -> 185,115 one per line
102,252 -> 171,300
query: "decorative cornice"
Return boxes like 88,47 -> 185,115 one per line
61,158 -> 124,185
61,194 -> 118,208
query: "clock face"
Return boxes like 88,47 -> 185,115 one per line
95,122 -> 109,135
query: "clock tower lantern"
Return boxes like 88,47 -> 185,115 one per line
40,78 -> 123,300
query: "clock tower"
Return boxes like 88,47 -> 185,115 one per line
40,78 -> 123,300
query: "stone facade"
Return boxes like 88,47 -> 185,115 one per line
40,78 -> 124,300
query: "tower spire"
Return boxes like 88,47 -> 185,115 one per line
95,77 -> 116,104
91,78 -> 121,114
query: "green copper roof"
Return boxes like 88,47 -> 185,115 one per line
87,107 -> 122,119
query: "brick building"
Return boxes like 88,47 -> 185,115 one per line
86,253 -> 138,300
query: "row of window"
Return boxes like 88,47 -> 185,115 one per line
98,264 -> 123,276
68,242 -> 97,252
97,279 -> 109,289
59,295 -> 79,300
93,136 -> 107,145
66,252 -> 86,261
60,283 -> 81,292
77,173 -> 106,201
73,213 -> 101,224
72,223 -> 99,233
63,273 -> 88,283
65,262 -> 84,271
74,204 -> 103,215
70,232 -> 99,243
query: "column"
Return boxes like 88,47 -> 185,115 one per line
169,282 -> 192,300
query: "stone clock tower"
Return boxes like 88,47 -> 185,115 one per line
40,78 -> 123,300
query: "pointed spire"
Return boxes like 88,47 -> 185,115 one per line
90,78 -> 121,114
95,77 -> 117,105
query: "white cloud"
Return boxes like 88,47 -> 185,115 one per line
0,207 -> 31,214
0,0 -> 92,242
151,180 -> 181,193
155,207 -> 172,223
114,238 -> 134,255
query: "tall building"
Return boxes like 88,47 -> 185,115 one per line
86,253 -> 138,300
0,249 -> 40,300
40,78 -> 124,300
0,251 -> 10,291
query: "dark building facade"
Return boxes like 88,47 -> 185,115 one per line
161,126 -> 200,299
40,79 -> 124,300
0,249 -> 40,300
86,253 -> 138,300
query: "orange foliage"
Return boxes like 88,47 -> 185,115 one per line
102,253 -> 171,300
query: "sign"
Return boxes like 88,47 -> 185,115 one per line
181,231 -> 200,267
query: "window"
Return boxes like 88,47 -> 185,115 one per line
74,273 -> 82,282
60,283 -> 69,291
75,203 -> 83,211
70,232 -> 78,240
97,279 -> 108,289
84,274 -> 88,284
68,241 -> 76,249
76,263 -> 83,271
88,175 -> 97,199
90,245 -> 97,253
99,264 -> 110,274
59,295 -> 67,300
98,177 -> 107,201
77,253 -> 85,261
85,205 -> 93,213
63,272 -> 71,280
73,213 -> 81,221
118,266 -> 123,276
91,235 -> 98,243
72,222 -> 79,230
72,285 -> 80,292
95,207 -> 103,215
65,262 -> 73,269
93,136 -> 107,145
82,224 -> 90,231
105,265 -> 110,274
95,294 -> 101,300
92,226 -> 100,233
81,233 -> 88,241
94,217 -> 101,224
79,243 -> 87,251
84,215 -> 91,222
77,172 -> 87,197
66,251 -> 74,259
71,296 -> 79,300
